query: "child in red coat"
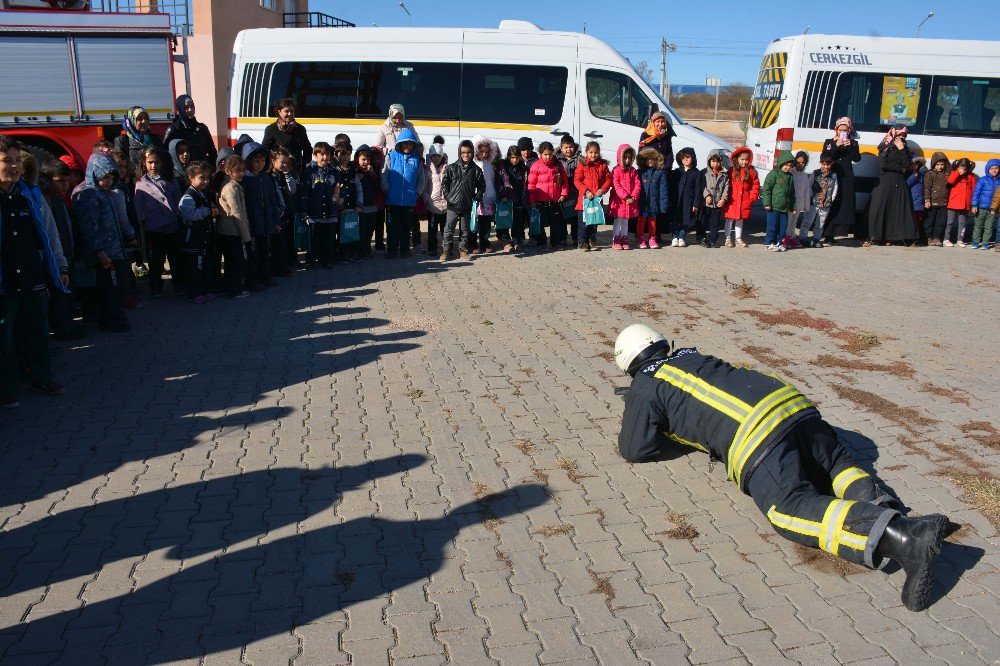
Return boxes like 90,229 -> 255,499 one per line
574,141 -> 612,251
527,141 -> 569,250
609,144 -> 640,250
721,146 -> 760,248
943,158 -> 976,246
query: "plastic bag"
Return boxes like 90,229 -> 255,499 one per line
495,200 -> 514,230
583,197 -> 606,226
529,206 -> 542,236
294,213 -> 311,251
340,210 -> 360,243
470,201 -> 479,233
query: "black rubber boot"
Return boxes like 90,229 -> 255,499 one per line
875,514 -> 949,612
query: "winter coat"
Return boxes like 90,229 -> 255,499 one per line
702,167 -> 730,210
381,129 -> 426,207
527,159 -> 568,204
178,186 -> 214,228
262,121 -> 311,177
907,171 -> 924,210
923,153 -> 951,207
72,154 -> 134,265
972,159 -> 1000,210
240,141 -> 281,235
472,136 -> 499,215
497,159 -> 528,207
273,170 -> 298,223
671,149 -> 705,227
43,190 -> 74,264
558,150 -> 581,203
217,179 -> 252,242
163,95 -> 217,165
334,165 -> 361,211
722,150 -> 761,220
374,118 -> 420,152
493,161 -> 515,202
638,124 -> 676,167
134,174 -> 181,233
355,167 -> 380,214
992,187 -> 1000,212
1,182 -> 67,295
792,168 -> 813,213
608,146 -> 639,218
811,170 -> 839,209
299,163 -> 341,220
637,166 -> 668,217
424,155 -> 449,215
575,154 -> 613,211
946,169 -> 976,211
16,181 -> 67,276
442,161 -> 485,214
761,151 -> 796,212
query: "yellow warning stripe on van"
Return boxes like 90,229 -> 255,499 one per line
792,141 -> 998,163
752,99 -> 781,129
756,52 -> 787,83
236,117 -> 553,132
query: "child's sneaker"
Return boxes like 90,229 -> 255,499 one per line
981,244 -> 991,250
636,237 -> 647,249
235,290 -> 249,299
970,242 -> 979,249
724,238 -> 733,248
503,243 -> 513,253
777,244 -> 787,252
942,239 -> 954,247
612,237 -> 622,250
677,237 -> 686,247
956,240 -> 966,247
736,238 -> 748,248
670,237 -> 678,247
579,243 -> 589,251
647,236 -> 660,249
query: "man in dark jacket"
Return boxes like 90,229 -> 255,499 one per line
440,140 -> 485,260
164,95 -> 217,166
613,323 -> 951,613
262,98 -> 311,178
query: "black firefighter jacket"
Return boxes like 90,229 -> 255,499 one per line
618,349 -> 819,492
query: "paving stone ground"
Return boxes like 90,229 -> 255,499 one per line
1,228 -> 998,665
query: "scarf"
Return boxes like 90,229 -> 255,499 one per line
639,112 -> 669,147
387,103 -> 406,122
174,95 -> 196,130
833,116 -> 859,140
122,106 -> 152,146
881,126 -> 908,148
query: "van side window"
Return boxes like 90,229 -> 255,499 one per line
358,63 -> 460,120
824,72 -> 929,133
927,77 -> 1000,137
461,64 -> 567,125
270,62 -> 359,118
586,69 -> 652,127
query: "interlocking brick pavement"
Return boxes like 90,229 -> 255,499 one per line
2,231 -> 998,664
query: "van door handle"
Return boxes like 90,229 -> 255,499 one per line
583,131 -> 603,138
550,129 -> 566,135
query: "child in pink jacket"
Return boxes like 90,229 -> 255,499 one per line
609,144 -> 640,249
527,141 -> 569,249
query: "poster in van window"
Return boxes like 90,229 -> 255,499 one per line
750,52 -> 787,129
880,76 -> 921,127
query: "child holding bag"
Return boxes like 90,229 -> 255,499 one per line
574,141 -> 613,251
527,142 -> 569,251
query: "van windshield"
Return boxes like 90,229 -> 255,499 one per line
620,58 -> 685,125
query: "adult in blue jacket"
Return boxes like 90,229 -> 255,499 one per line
970,158 -> 1000,248
0,135 -> 68,407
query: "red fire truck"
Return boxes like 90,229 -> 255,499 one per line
0,4 -> 176,167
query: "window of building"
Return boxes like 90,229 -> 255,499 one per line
585,69 -> 653,127
260,0 -> 279,11
460,64 -> 567,125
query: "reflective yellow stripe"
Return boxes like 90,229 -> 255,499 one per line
838,530 -> 867,551
832,467 -> 869,498
732,395 -> 814,484
820,500 -> 853,554
728,385 -> 798,479
665,431 -> 709,453
767,505 -> 821,538
653,365 -> 751,422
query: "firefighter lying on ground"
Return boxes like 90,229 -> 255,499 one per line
614,324 -> 950,612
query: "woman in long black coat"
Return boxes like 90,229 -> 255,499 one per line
822,117 -> 861,243
866,126 -> 917,246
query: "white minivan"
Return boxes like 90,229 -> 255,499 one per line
228,20 -> 732,165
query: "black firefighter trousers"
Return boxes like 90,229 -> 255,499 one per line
745,418 -> 898,569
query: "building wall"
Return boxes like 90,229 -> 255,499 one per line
184,0 -> 308,147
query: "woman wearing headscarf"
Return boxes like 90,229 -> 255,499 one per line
821,116 -> 862,243
865,126 -> 916,247
164,95 -> 217,166
638,111 -> 676,244
374,104 -> 421,152
113,105 -> 162,174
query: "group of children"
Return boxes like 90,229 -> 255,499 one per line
912,154 -> 1000,249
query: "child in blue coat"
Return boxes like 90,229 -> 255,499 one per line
380,129 -> 426,258
970,158 -> 999,249
636,148 -> 668,249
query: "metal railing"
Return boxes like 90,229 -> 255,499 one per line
283,11 -> 355,28
96,0 -> 192,36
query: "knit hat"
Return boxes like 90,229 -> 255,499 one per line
59,154 -> 82,172
428,142 -> 445,157
517,136 -> 534,152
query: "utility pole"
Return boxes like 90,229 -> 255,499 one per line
707,77 -> 722,120
660,38 -> 677,104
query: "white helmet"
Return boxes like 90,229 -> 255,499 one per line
614,324 -> 670,375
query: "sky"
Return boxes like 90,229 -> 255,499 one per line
311,1 -> 994,86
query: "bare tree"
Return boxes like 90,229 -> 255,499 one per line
634,60 -> 654,84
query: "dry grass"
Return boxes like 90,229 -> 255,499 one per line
741,308 -> 838,332
831,384 -> 936,436
742,345 -> 791,368
660,512 -> 699,540
967,275 -> 999,289
620,300 -> 666,320
513,439 -> 535,455
940,471 -> 1000,531
918,382 -> 972,406
959,422 -> 1000,451
792,543 -> 865,578
405,389 -> 425,398
830,330 -> 881,355
723,274 -> 758,299
557,458 -> 591,484
530,468 -> 550,484
597,351 -> 615,363
588,569 -> 617,609
473,483 -> 493,500
812,354 -> 915,379
536,524 -> 574,538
